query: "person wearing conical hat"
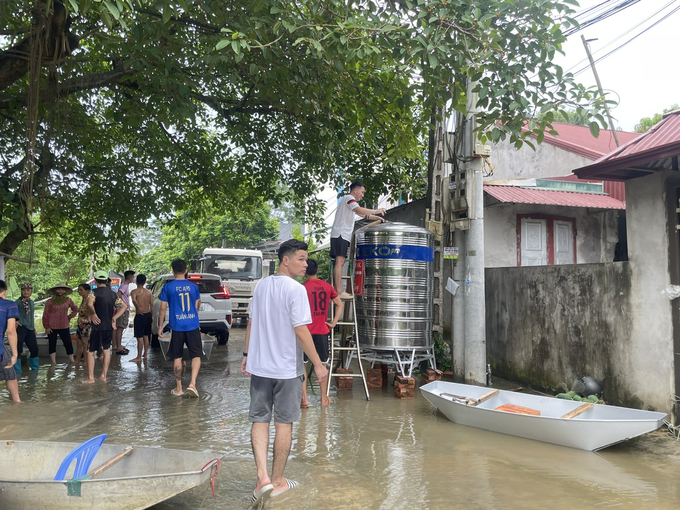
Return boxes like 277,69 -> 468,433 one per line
15,283 -> 40,372
42,282 -> 78,365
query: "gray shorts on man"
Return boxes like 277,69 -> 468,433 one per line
249,375 -> 304,424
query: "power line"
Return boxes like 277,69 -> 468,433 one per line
572,1 -> 680,77
566,0 -> 678,74
564,0 -> 641,36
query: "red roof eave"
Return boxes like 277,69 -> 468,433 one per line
484,186 -> 625,210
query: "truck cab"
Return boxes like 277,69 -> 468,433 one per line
198,248 -> 265,322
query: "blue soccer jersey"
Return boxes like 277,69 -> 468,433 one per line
0,298 -> 20,357
159,280 -> 200,332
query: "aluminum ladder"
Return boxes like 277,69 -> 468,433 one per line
327,277 -> 370,401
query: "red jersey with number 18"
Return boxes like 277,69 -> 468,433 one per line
302,279 -> 338,335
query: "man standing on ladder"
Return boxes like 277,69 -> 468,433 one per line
330,180 -> 386,298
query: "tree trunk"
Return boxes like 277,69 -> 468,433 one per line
0,0 -> 79,91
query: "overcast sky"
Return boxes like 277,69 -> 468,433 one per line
556,0 -> 679,132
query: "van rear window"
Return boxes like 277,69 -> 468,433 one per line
187,278 -> 222,294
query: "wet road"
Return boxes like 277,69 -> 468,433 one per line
2,326 -> 680,510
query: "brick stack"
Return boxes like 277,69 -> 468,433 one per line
393,374 -> 415,399
421,368 -> 443,385
336,367 -> 354,390
367,363 -> 384,388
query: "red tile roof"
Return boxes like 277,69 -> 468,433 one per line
575,111 -> 680,181
484,185 -> 626,209
529,123 -> 640,160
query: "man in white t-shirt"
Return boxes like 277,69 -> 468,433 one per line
241,239 -> 328,507
330,180 -> 386,297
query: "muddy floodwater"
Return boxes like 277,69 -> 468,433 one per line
2,326 -> 680,510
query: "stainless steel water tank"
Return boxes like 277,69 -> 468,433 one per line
353,222 -> 434,349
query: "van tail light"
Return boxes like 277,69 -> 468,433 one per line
227,314 -> 232,325
211,286 -> 230,299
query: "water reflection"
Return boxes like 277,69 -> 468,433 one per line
1,327 -> 679,510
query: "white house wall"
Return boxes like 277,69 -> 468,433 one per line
625,170 -> 674,412
490,139 -> 592,180
484,202 -> 620,267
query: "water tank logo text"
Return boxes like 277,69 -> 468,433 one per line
356,244 -> 434,262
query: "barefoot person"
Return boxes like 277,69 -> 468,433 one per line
113,270 -> 134,355
0,280 -> 21,402
330,180 -> 386,297
158,259 -> 201,397
130,274 -> 154,363
42,283 -> 78,365
241,239 -> 328,507
74,283 -> 94,369
301,258 -> 342,408
85,271 -> 127,383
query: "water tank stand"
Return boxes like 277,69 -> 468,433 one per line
348,347 -> 436,379
327,291 -> 371,401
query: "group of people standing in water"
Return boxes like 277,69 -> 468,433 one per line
0,269 -> 158,402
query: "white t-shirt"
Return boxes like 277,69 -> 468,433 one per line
330,195 -> 360,241
246,274 -> 312,379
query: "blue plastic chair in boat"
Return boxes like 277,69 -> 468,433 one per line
54,434 -> 107,480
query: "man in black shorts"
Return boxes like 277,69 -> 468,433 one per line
329,180 -> 386,297
130,273 -> 154,362
158,259 -> 202,397
301,258 -> 343,407
86,270 -> 127,383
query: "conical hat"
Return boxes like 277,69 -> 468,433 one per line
47,283 -> 73,295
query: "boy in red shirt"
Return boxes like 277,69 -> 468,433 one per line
301,259 -> 343,407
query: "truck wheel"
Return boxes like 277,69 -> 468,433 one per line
216,331 -> 229,345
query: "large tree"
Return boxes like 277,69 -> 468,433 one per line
136,203 -> 280,276
1,0 -> 603,259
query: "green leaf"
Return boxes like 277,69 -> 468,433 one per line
104,0 -> 120,20
589,121 -> 600,138
215,39 -> 230,51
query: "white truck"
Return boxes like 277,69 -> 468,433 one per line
194,248 -> 268,322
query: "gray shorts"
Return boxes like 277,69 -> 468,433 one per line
249,374 -> 304,424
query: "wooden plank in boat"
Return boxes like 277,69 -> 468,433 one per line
561,403 -> 594,419
495,403 -> 541,416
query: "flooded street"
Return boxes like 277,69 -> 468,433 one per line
2,326 -> 680,510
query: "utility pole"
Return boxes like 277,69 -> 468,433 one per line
581,35 -> 620,147
462,81 -> 487,385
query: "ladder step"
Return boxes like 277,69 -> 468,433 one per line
332,347 -> 360,351
336,321 -> 356,326
329,373 -> 365,378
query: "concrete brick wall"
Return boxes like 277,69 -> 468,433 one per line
484,262 -> 668,411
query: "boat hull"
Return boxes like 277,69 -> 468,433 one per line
0,440 -> 220,510
420,381 -> 667,451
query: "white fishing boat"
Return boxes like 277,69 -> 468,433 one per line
0,440 -> 221,510
420,381 -> 667,451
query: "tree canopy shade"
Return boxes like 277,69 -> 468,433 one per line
135,204 -> 280,276
0,0 -> 604,259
